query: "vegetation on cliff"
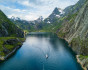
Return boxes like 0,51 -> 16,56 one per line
0,37 -> 24,56
0,10 -> 25,60
0,10 -> 24,37
57,0 -> 88,69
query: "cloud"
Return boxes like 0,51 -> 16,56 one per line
0,0 -> 79,20
0,5 -> 35,20
18,1 -> 30,7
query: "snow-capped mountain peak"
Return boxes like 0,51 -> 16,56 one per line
11,16 -> 21,21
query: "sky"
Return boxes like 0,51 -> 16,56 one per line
0,0 -> 79,21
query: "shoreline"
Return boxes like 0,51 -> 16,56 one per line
0,38 -> 25,61
0,32 -> 87,70
0,45 -> 22,61
56,33 -> 87,70
76,55 -> 87,70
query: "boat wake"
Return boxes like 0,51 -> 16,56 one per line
34,46 -> 50,59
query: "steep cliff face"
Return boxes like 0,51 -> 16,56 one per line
57,1 -> 88,69
64,0 -> 86,16
0,10 -> 24,37
58,0 -> 88,55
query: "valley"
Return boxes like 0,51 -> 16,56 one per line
0,0 -> 88,70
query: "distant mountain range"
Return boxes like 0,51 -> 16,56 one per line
10,7 -> 65,32
10,16 -> 44,32
10,0 -> 87,33
10,7 -> 64,25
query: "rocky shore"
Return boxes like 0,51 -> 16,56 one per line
56,33 -> 88,70
0,37 -> 25,61
76,55 -> 88,70
0,45 -> 21,60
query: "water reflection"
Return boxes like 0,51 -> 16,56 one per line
0,32 -> 83,70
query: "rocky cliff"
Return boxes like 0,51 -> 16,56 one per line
44,7 -> 64,23
0,10 -> 24,60
58,0 -> 88,55
57,0 -> 88,69
0,37 -> 25,60
63,0 -> 86,16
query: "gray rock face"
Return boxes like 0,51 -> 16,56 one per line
44,7 -> 64,23
64,1 -> 88,41
57,1 -> 88,68
64,0 -> 86,16
58,0 -> 88,55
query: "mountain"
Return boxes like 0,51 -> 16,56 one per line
0,10 -> 24,37
57,0 -> 88,69
11,16 -> 21,21
10,16 -> 44,32
63,0 -> 86,16
49,7 -> 64,18
44,7 -> 64,23
0,10 -> 24,60
57,0 -> 87,55
34,16 -> 44,23
10,17 -> 35,32
10,7 -> 64,32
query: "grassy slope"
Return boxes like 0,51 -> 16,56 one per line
0,10 -> 25,58
0,10 -> 24,37
0,37 -> 25,56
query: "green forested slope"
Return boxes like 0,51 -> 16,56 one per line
0,10 -> 24,37
0,10 -> 24,60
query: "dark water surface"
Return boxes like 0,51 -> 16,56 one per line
0,32 -> 83,70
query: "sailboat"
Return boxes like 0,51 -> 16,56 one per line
45,54 -> 48,59
34,46 -> 50,59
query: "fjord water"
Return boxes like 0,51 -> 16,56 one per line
0,32 -> 82,70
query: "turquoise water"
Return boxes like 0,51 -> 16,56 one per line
0,32 -> 83,70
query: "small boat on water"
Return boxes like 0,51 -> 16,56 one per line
46,54 -> 48,59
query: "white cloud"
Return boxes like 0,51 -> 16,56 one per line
0,5 -> 35,20
18,1 -> 30,6
0,0 -> 79,20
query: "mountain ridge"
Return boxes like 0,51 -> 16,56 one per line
57,0 -> 88,69
0,10 -> 24,37
0,10 -> 24,60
